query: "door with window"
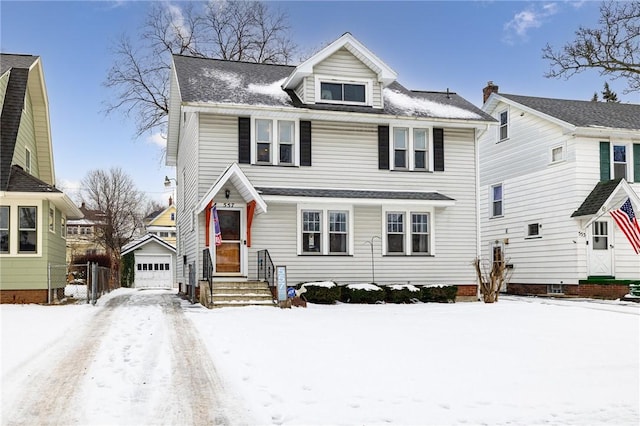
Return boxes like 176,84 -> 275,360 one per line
215,209 -> 244,275
588,220 -> 613,276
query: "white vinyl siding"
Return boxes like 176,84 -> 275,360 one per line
194,115 -> 479,285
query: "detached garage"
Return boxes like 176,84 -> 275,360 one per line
121,234 -> 176,289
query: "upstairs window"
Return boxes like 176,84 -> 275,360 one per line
491,184 -> 503,218
613,145 -> 627,180
25,148 -> 32,174
499,110 -> 508,141
49,207 -> 55,233
320,82 -> 366,103
391,127 -> 430,171
254,118 -> 298,166
1,206 -> 9,253
550,145 -> 565,163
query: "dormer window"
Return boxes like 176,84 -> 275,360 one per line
320,82 -> 365,103
315,76 -> 370,106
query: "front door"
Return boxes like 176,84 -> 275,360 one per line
215,209 -> 243,275
588,220 -> 613,277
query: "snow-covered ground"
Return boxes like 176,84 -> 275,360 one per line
1,288 -> 639,425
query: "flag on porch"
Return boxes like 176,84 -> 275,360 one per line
212,205 -> 222,247
610,198 -> 640,254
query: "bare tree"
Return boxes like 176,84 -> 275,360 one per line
104,1 -> 296,138
474,257 -> 512,303
81,167 -> 147,269
542,1 -> 640,94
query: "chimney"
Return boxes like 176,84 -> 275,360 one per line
483,81 -> 499,103
168,196 -> 173,206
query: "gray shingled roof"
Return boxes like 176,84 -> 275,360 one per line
6,165 -> 61,193
571,179 -> 622,217
1,53 -> 38,75
501,94 -> 640,130
172,54 -> 494,122
256,187 -> 455,201
1,55 -> 36,190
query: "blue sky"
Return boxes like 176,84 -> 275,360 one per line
2,1 -> 638,205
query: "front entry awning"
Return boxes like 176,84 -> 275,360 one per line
571,178 -> 640,229
196,163 -> 267,215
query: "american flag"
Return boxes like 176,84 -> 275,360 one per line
610,198 -> 640,254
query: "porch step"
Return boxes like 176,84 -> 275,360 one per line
210,280 -> 276,308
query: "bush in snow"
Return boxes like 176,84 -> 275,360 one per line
341,284 -> 385,304
301,281 -> 341,304
419,285 -> 458,303
384,284 -> 421,303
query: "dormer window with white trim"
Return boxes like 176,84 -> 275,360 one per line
315,76 -> 371,106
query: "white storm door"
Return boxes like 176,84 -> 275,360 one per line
588,220 -> 613,276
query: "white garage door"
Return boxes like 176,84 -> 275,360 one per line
135,254 -> 173,289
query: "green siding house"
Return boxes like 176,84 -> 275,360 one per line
1,54 -> 82,304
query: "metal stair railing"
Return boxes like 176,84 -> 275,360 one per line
257,249 -> 276,300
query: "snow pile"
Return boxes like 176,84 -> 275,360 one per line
345,283 -> 382,291
247,78 -> 289,102
384,88 -> 482,119
387,283 -> 420,292
301,280 -> 336,288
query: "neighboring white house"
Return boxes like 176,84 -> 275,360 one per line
166,33 -> 495,298
479,82 -> 640,296
121,234 -> 176,289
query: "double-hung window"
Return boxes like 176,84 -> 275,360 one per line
49,207 -> 55,233
19,206 -> 37,253
385,210 -> 432,255
613,145 -> 627,180
25,148 -> 32,174
392,127 -> 430,170
491,184 -> 503,218
254,118 -> 297,166
300,207 -> 352,255
499,110 -> 508,141
0,206 -> 9,253
302,210 -> 322,253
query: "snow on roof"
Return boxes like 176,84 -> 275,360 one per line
384,88 -> 483,120
246,78 -> 289,103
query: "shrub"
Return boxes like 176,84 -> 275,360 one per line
341,284 -> 385,304
384,284 -> 421,303
301,281 -> 341,304
419,285 -> 458,303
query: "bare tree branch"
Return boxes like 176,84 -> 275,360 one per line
542,1 -> 640,94
103,1 -> 297,138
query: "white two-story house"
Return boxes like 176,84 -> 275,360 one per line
479,82 -> 640,297
166,33 -> 495,301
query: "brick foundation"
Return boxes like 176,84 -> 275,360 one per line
0,288 -> 64,304
564,284 -> 630,299
507,283 -> 631,300
456,284 -> 478,297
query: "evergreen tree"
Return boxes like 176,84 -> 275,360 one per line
591,92 -> 599,102
601,82 -> 619,102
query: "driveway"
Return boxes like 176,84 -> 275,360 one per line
2,290 -> 248,426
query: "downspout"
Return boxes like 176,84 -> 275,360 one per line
474,127 -> 481,301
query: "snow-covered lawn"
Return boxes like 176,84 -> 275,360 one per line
2,289 -> 638,425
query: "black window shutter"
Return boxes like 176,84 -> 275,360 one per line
378,125 -> 389,170
599,141 -> 610,182
433,128 -> 444,171
238,117 -> 251,164
633,143 -> 640,183
300,121 -> 312,166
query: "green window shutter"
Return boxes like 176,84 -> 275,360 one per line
633,143 -> 640,183
599,141 -> 610,182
